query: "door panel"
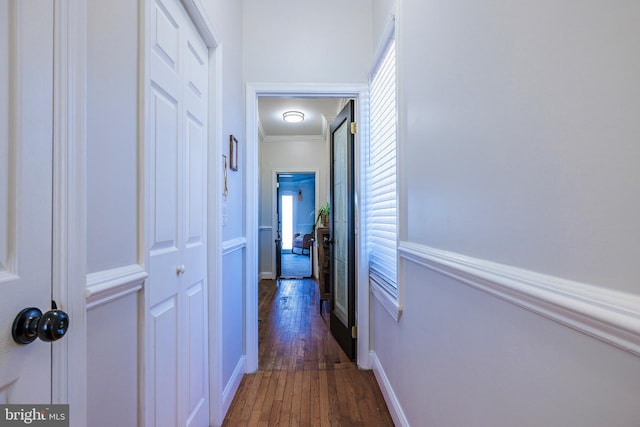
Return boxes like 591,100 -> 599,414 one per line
146,0 -> 209,424
332,120 -> 349,324
185,116 -> 204,243
151,298 -> 179,426
0,0 -> 53,403
148,68 -> 180,310
185,281 -> 207,426
330,101 -> 356,360
181,21 -> 208,427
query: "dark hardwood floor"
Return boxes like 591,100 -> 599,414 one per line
222,279 -> 394,426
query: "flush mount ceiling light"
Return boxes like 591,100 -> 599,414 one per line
283,110 -> 304,123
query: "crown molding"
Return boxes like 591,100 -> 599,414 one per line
322,113 -> 337,137
262,134 -> 325,144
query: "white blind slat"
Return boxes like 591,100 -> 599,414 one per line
368,39 -> 397,294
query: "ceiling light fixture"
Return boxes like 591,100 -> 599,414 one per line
283,110 -> 304,123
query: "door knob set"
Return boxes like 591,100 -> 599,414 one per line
12,301 -> 69,345
176,264 -> 186,275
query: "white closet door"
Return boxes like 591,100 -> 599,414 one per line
145,0 -> 209,424
181,20 -> 209,427
0,0 -> 54,404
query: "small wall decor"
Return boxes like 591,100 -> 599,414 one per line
229,134 -> 238,171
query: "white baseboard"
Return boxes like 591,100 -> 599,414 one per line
260,272 -> 274,280
370,351 -> 410,427
221,355 -> 245,421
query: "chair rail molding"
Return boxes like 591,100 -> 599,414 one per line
86,264 -> 147,309
399,241 -> 640,356
223,237 -> 247,255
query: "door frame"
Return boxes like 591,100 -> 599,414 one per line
246,83 -> 370,371
52,1 -> 88,425
272,169 -> 319,279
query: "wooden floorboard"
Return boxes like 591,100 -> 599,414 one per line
223,279 -> 394,426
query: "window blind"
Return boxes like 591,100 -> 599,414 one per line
368,39 -> 397,296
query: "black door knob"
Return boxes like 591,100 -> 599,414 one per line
12,302 -> 69,345
11,307 -> 42,344
38,306 -> 70,342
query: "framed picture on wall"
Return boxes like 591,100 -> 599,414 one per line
230,134 -> 238,171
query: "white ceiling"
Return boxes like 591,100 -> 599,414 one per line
258,97 -> 345,137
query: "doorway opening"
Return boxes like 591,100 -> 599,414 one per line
277,173 -> 315,279
246,84 -> 370,372
281,194 -> 293,250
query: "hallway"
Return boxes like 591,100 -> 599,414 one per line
223,279 -> 394,426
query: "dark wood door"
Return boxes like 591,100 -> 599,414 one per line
275,178 -> 282,279
275,236 -> 282,279
329,100 -> 356,360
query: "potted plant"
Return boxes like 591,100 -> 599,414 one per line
312,202 -> 330,234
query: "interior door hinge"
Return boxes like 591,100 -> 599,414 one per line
351,326 -> 357,339
350,122 -> 357,135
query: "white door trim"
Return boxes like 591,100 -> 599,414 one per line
51,0 -> 88,425
245,83 -> 371,371
207,44 -> 226,427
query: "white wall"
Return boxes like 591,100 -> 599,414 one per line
86,0 -> 138,274
221,248 -> 244,384
85,0 -> 139,425
401,1 -> 640,293
243,0 -> 373,84
87,295 -> 138,427
371,0 -> 640,425
259,139 -> 328,278
205,0 -> 244,242
373,263 -> 640,426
